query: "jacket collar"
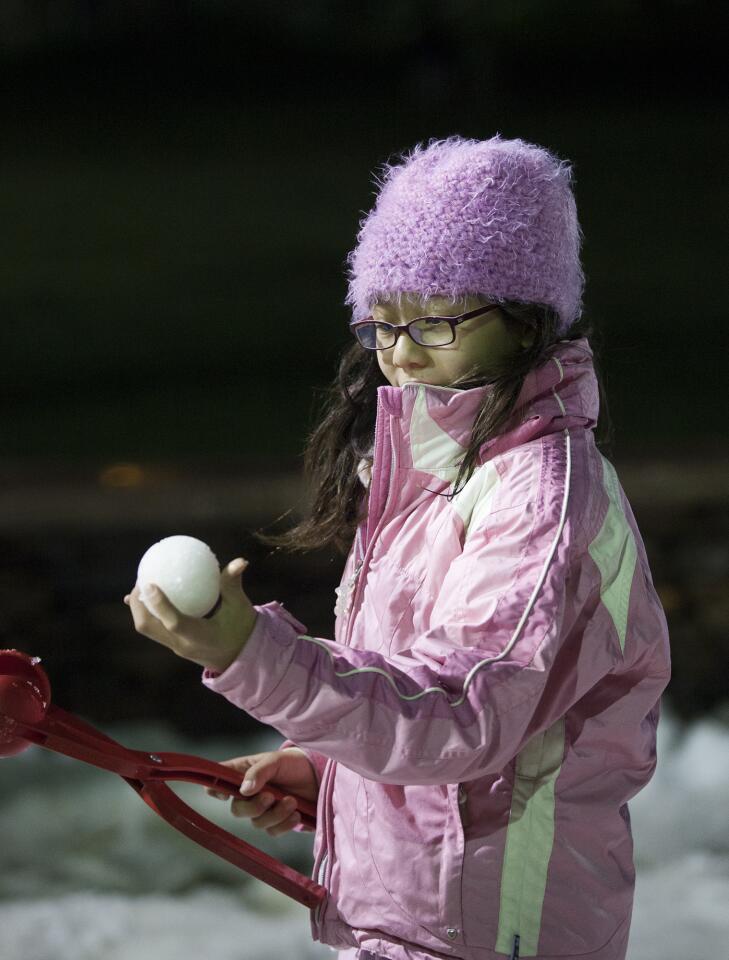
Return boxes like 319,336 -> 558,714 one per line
358,337 -> 598,488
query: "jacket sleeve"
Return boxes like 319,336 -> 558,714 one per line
201,497 -> 623,785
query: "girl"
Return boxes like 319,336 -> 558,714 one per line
126,134 -> 671,960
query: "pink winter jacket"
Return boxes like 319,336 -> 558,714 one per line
202,336 -> 671,960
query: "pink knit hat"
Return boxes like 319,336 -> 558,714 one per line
344,133 -> 585,337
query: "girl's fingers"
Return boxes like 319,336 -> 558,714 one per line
204,752 -> 279,806
217,756 -> 254,771
141,584 -> 193,635
231,791 -> 277,820
267,810 -> 301,837
246,794 -> 300,831
205,755 -> 257,798
238,761 -> 269,796
126,585 -> 180,649
204,755 -> 258,799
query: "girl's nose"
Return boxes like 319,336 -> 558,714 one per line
391,329 -> 428,368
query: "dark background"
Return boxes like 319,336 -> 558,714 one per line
0,2 -> 727,739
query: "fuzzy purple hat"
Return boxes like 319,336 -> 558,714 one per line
344,133 -> 585,337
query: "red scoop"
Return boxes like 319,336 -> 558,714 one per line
0,649 -> 325,910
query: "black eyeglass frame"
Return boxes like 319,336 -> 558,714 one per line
350,303 -> 502,350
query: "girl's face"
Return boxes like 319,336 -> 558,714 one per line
372,293 -> 535,388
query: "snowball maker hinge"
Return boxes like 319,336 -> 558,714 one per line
0,648 -> 325,910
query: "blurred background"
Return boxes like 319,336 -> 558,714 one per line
0,3 -> 727,959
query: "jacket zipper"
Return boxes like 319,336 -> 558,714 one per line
334,524 -> 364,620
313,849 -> 329,925
343,405 -> 397,649
457,783 -> 469,828
313,401 -> 398,933
510,934 -> 521,959
312,763 -> 333,930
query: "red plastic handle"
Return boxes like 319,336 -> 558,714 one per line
6,709 -> 325,907
24,705 -> 318,829
0,650 -> 326,909
125,777 -> 325,908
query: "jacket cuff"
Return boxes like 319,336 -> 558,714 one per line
279,738 -> 326,834
201,600 -> 306,711
279,738 -> 329,789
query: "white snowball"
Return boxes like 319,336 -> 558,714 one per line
137,536 -> 221,618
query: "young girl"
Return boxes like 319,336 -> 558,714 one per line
125,134 -> 672,960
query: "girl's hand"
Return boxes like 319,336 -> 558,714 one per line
206,748 -> 318,835
124,557 -> 259,673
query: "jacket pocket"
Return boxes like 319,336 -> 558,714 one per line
365,779 -> 465,945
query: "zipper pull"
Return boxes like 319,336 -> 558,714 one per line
509,934 -> 520,959
334,559 -> 364,618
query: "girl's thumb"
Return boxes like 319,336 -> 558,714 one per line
220,557 -> 251,603
240,773 -> 257,794
239,759 -> 269,795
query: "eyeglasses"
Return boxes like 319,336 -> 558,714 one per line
350,304 -> 502,351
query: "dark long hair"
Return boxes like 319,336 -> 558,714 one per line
253,300 -> 613,557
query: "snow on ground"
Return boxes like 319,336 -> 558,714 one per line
0,888 -> 333,960
1,700 -> 728,960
